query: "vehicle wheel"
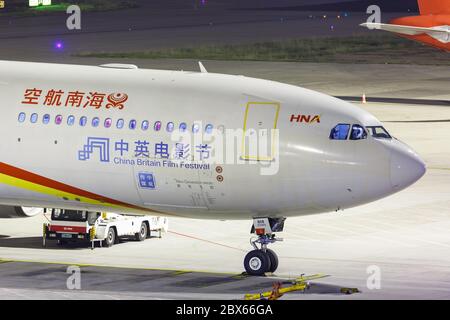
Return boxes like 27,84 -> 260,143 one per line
135,222 -> 148,241
244,250 -> 271,276
266,249 -> 279,273
103,228 -> 116,247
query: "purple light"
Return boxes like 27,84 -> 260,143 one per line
54,41 -> 64,50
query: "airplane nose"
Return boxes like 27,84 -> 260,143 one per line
390,142 -> 426,190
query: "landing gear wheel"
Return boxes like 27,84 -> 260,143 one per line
103,227 -> 116,247
244,250 -> 272,276
266,249 -> 279,273
135,222 -> 148,241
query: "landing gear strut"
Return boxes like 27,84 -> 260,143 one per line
244,217 -> 285,276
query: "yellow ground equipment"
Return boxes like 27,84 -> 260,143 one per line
244,274 -> 329,300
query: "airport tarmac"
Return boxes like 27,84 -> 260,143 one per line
0,59 -> 448,299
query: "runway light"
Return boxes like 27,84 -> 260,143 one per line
54,41 -> 64,50
29,0 -> 51,7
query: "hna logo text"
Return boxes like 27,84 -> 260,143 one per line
290,114 -> 321,123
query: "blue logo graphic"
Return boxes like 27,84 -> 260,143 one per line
78,137 -> 110,162
138,172 -> 156,189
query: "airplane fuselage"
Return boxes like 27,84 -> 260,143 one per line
0,61 -> 426,220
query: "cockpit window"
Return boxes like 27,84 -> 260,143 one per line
350,124 -> 367,140
366,126 -> 391,139
329,124 -> 350,140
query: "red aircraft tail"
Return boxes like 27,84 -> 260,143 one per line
418,0 -> 450,15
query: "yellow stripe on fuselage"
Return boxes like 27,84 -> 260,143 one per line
0,173 -> 136,213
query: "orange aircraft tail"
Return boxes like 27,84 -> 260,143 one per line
418,0 -> 450,15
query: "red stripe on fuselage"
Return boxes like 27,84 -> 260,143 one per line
0,162 -> 168,215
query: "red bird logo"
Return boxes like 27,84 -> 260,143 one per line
106,93 -> 128,110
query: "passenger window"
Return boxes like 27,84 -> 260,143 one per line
79,116 -> 87,127
30,113 -> 38,124
129,120 -> 137,130
192,123 -> 200,133
166,122 -> 174,132
18,112 -> 26,123
179,122 -> 187,132
154,121 -> 162,131
43,114 -> 51,125
141,120 -> 149,131
116,119 -> 124,129
67,115 -> 75,126
350,125 -> 367,140
104,118 -> 112,128
330,124 -> 350,140
92,117 -> 100,127
55,115 -> 63,125
205,124 -> 214,134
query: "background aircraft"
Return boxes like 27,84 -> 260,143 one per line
361,0 -> 450,52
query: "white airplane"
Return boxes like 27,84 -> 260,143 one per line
0,60 -> 426,275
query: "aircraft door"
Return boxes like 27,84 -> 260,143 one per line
241,102 -> 280,161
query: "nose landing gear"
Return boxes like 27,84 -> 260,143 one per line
243,217 -> 285,276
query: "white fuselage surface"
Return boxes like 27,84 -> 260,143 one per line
0,61 -> 426,220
